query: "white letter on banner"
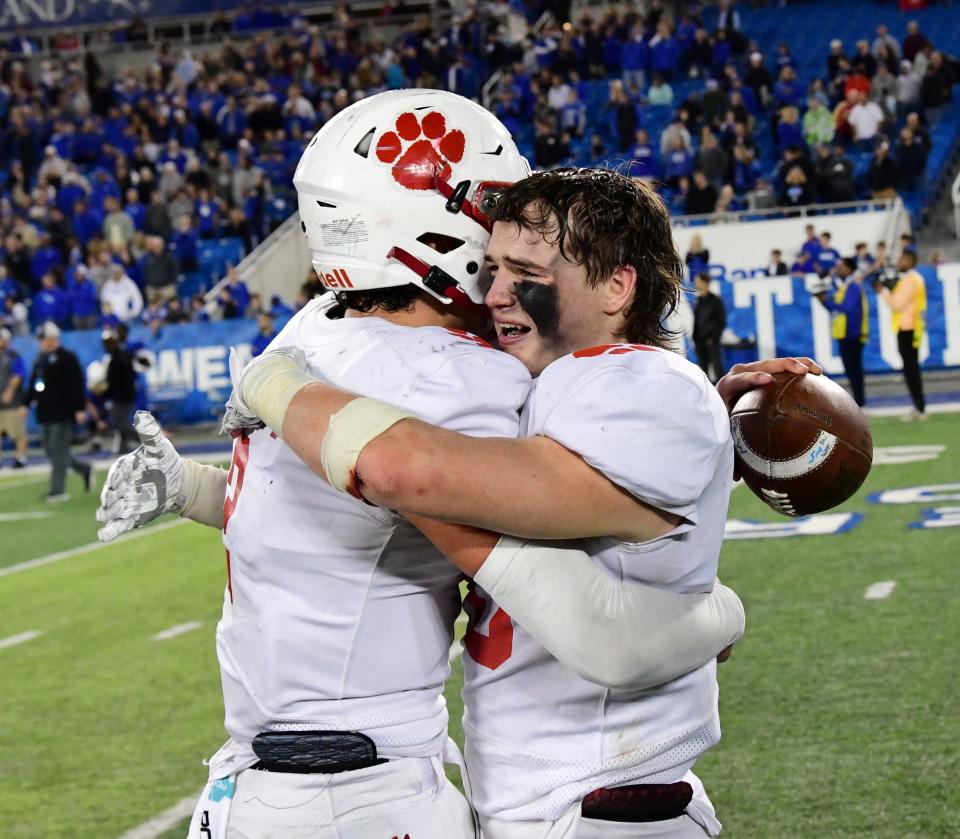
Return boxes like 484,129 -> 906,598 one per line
195,346 -> 229,392
154,348 -> 194,390
940,263 -> 960,366
808,295 -> 843,374
732,276 -> 793,361
0,1 -> 28,26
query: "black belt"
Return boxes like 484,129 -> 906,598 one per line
582,781 -> 693,823
251,730 -> 386,774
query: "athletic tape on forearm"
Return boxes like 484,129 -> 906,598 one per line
240,354 -> 317,436
320,398 -> 416,495
474,536 -> 745,690
178,458 -> 229,529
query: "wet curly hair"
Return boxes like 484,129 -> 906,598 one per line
333,286 -> 419,314
493,168 -> 682,347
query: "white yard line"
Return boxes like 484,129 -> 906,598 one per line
0,512 -> 52,522
0,630 -> 42,650
152,621 -> 202,642
864,581 -> 897,601
865,402 -> 960,417
449,641 -> 463,663
0,519 -> 189,578
116,791 -> 202,839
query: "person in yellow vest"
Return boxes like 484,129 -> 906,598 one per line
874,245 -> 927,420
815,256 -> 868,406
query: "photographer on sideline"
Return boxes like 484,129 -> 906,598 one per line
868,245 -> 927,421
814,257 -> 868,406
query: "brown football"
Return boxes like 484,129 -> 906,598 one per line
730,373 -> 873,516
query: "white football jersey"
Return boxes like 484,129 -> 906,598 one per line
462,343 -> 734,822
210,297 -> 530,778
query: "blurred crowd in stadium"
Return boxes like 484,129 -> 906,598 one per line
0,0 -> 956,336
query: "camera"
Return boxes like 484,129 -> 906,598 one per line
865,265 -> 899,291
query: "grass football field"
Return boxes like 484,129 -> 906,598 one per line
0,413 -> 957,838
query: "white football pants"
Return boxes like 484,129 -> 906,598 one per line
186,755 -> 476,839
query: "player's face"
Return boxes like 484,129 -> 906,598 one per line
483,221 -> 613,376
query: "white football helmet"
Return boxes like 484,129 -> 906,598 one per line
294,89 -> 530,312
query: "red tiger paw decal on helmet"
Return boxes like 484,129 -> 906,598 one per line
375,110 -> 466,191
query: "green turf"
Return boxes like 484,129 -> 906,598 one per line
0,414 -> 957,837
699,412 -> 960,837
0,468 -> 113,569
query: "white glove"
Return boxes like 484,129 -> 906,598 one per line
220,345 -> 309,437
96,411 -> 185,542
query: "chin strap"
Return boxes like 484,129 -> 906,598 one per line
387,245 -> 488,318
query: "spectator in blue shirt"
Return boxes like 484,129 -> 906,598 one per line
620,24 -> 648,92
74,118 -> 105,166
124,188 -> 146,231
629,129 -> 657,177
732,145 -> 763,193
250,311 -> 276,357
67,266 -> 100,330
30,234 -> 62,287
72,198 -> 104,247
223,266 -> 251,316
216,97 -> 246,150
663,137 -> 694,188
49,120 -> 75,161
33,273 -> 69,327
194,189 -> 221,239
90,169 -> 121,211
171,216 -> 199,271
773,66 -> 805,110
791,223 -> 823,272
814,232 -> 841,275
58,172 -> 89,215
777,106 -> 805,149
172,109 -> 199,150
711,29 -> 733,74
649,21 -> 680,80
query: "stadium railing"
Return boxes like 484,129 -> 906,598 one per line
670,197 -> 907,231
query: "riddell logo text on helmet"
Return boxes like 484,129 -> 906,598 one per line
320,268 -> 354,289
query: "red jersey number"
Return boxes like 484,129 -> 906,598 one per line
222,435 -> 251,602
463,582 -> 513,670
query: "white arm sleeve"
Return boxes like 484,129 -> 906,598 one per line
178,458 -> 228,529
474,536 -> 745,690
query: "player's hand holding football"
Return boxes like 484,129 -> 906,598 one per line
220,345 -> 309,437
96,411 -> 186,542
715,357 -> 823,415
